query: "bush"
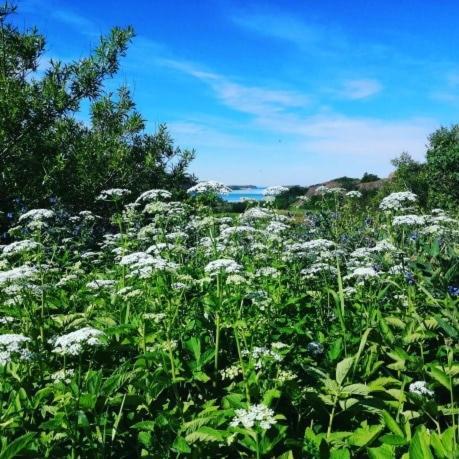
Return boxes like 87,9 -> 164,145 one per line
360,172 -> 380,183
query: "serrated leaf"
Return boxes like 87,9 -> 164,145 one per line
185,426 -> 226,444
336,357 -> 354,385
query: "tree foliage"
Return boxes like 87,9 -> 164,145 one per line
390,152 -> 428,207
0,3 -> 195,213
426,125 -> 459,208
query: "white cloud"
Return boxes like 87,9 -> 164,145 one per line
339,79 -> 383,100
159,58 -> 310,116
159,57 -> 437,183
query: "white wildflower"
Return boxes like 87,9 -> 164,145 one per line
230,404 -> 277,430
0,334 -> 31,365
379,192 -> 417,211
52,327 -> 104,356
204,259 -> 242,276
187,181 -> 231,195
96,188 -> 131,201
263,186 -> 288,197
409,381 -> 434,397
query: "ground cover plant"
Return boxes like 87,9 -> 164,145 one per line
0,183 -> 458,458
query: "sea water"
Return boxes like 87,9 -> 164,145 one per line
221,188 -> 266,203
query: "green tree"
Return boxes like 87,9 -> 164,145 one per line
360,172 -> 379,183
0,3 -> 194,212
425,125 -> 459,208
390,152 -> 428,207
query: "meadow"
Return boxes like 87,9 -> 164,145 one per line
0,183 -> 458,458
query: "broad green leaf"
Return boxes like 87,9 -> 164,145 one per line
172,436 -> 192,453
348,425 -> 383,447
0,433 -> 36,459
367,444 -> 396,459
336,357 -> 354,385
426,365 -> 452,391
381,410 -> 405,438
330,448 -> 350,459
409,426 -> 433,459
342,383 -> 369,396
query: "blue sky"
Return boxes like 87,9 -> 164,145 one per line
14,0 -> 459,185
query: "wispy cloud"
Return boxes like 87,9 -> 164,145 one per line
338,79 -> 383,100
52,9 -> 100,37
230,8 -> 379,61
431,71 -> 459,104
160,56 -> 435,184
21,0 -> 100,37
159,58 -> 310,116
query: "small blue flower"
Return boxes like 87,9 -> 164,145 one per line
307,341 -> 324,357
409,232 -> 419,241
405,271 -> 416,285
447,286 -> 459,297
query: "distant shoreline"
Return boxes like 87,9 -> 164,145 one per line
228,185 -> 260,190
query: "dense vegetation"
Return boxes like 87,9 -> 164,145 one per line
0,185 -> 458,458
1,4 -> 459,458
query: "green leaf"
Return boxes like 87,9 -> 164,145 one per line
348,425 -> 383,447
426,365 -> 452,391
380,434 -> 407,446
342,383 -> 369,396
263,389 -> 281,405
430,432 -> 449,459
131,421 -> 155,431
185,426 -> 226,444
353,328 -> 372,374
336,357 -> 354,385
381,410 -> 405,438
276,451 -> 294,459
138,431 -> 152,448
0,433 -> 36,459
409,426 -> 433,459
330,448 -> 350,459
367,444 -> 396,459
172,436 -> 191,454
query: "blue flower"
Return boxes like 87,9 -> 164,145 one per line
307,341 -> 324,357
405,271 -> 416,285
447,286 -> 459,297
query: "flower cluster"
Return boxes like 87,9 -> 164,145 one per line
204,259 -> 242,276
263,186 -> 289,197
0,334 -> 31,365
409,380 -> 434,397
187,181 -> 231,195
96,188 -> 131,201
230,404 -> 277,430
379,191 -> 417,211
51,327 -> 104,356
